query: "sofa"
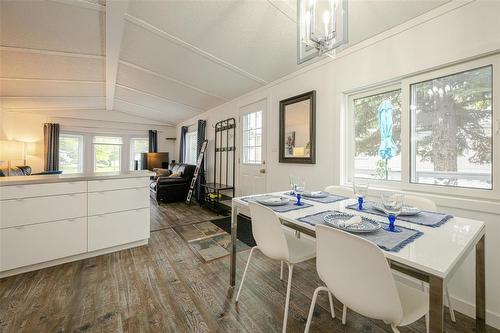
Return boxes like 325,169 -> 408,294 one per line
0,166 -> 32,177
150,163 -> 196,203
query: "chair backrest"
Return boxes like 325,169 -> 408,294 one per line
315,224 -> 403,324
404,195 -> 436,211
248,202 -> 289,261
324,185 -> 354,198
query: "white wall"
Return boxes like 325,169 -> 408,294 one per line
177,1 -> 500,328
0,109 -> 176,173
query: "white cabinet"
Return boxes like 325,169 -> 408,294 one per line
0,193 -> 87,228
88,208 -> 150,251
88,177 -> 149,192
0,176 -> 151,276
0,217 -> 87,271
88,187 -> 149,216
0,181 -> 86,200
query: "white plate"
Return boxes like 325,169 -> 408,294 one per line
302,191 -> 329,198
372,203 -> 421,216
256,196 -> 289,206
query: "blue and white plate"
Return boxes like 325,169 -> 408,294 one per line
256,196 -> 289,206
302,191 -> 329,198
323,213 -> 381,233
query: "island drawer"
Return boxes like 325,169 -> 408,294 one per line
0,217 -> 87,272
87,187 -> 149,216
0,193 -> 87,229
87,177 -> 150,192
88,208 -> 149,251
0,181 -> 87,200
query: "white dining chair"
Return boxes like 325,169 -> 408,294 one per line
324,185 -> 354,198
403,195 -> 456,322
305,225 -> 429,333
236,202 -> 335,333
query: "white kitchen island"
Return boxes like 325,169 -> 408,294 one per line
0,171 -> 153,278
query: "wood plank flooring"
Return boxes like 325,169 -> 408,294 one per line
0,199 -> 497,333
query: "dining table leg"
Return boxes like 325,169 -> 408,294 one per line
230,204 -> 238,287
476,235 -> 486,333
428,275 -> 444,333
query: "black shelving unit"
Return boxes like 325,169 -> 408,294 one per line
202,118 -> 236,214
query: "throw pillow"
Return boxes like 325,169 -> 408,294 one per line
168,171 -> 183,178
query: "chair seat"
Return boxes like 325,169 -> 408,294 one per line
396,281 -> 429,326
284,233 -> 316,264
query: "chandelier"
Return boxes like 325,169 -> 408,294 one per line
297,0 -> 348,64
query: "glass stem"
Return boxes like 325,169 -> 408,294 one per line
388,214 -> 396,231
297,193 -> 302,206
358,196 -> 364,210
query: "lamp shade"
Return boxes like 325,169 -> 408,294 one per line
0,140 -> 25,161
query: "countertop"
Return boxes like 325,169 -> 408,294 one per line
0,171 -> 154,186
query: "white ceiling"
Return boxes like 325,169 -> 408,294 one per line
0,0 -> 448,125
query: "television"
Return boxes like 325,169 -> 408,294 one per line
140,152 -> 170,171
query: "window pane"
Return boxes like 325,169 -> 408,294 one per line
354,89 -> 402,180
242,111 -> 263,164
59,134 -> 83,174
411,66 -> 492,189
130,138 -> 148,170
94,144 -> 121,173
93,136 -> 122,144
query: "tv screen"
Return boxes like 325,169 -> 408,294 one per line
140,152 -> 169,171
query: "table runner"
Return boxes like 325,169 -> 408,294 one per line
297,210 -> 423,252
242,195 -> 313,213
345,202 -> 452,228
283,191 -> 348,204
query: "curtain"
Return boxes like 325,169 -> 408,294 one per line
43,123 -> 60,171
178,126 -> 188,163
195,120 -> 207,202
148,130 -> 158,153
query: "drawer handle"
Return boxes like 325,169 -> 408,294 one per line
67,193 -> 76,197
15,226 -> 24,230
15,198 -> 24,202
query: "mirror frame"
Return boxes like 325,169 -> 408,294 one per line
279,90 -> 316,164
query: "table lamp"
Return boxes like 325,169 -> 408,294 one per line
0,140 -> 25,176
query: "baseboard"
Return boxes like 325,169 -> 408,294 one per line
0,239 -> 149,279
393,271 -> 500,330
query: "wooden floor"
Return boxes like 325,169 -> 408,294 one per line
0,200 -> 497,333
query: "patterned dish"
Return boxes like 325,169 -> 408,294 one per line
302,191 -> 329,198
323,213 -> 381,233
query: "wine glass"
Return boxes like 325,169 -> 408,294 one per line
353,182 -> 369,210
289,175 -> 297,196
381,192 -> 404,232
294,179 -> 306,206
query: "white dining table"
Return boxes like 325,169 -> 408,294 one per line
229,192 -> 486,333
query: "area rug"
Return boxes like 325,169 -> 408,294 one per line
173,219 -> 252,263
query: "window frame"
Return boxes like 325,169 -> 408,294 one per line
241,110 -> 263,165
92,135 -> 123,173
59,132 -> 84,174
346,83 -> 402,188
129,137 -> 149,170
344,54 -> 499,200
184,131 -> 198,165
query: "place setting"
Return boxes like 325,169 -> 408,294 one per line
284,175 -> 349,204
347,182 -> 453,228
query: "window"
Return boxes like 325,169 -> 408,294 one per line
346,56 -> 496,195
352,88 -> 402,181
184,131 -> 198,165
410,65 -> 493,189
59,134 -> 83,174
93,136 -> 122,173
130,138 -> 149,170
242,111 -> 262,164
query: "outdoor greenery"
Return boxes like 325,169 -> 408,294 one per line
411,66 -> 492,172
94,144 -> 120,172
59,135 -> 82,174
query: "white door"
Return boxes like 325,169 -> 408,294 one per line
239,99 -> 267,196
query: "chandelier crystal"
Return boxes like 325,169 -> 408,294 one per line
297,0 -> 348,64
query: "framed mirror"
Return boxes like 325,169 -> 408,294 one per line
279,90 -> 316,164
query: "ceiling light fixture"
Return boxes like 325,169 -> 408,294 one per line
297,0 -> 348,64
